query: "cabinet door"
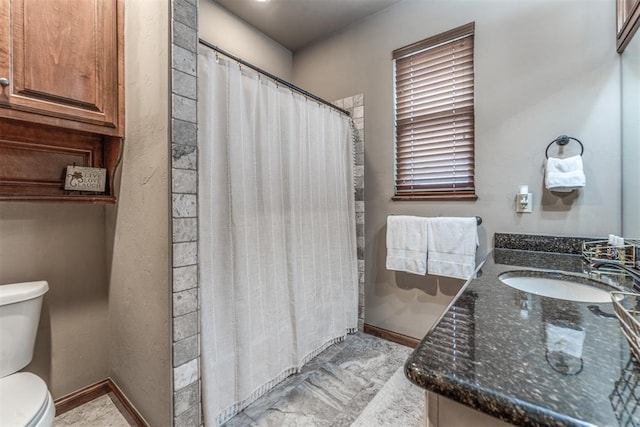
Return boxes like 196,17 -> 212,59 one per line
0,0 -> 122,135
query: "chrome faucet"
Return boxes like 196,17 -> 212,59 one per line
590,260 -> 640,289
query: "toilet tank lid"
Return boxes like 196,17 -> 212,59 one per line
0,281 -> 49,306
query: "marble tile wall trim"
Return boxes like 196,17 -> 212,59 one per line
494,232 -> 598,255
171,0 -> 200,426
333,93 -> 365,330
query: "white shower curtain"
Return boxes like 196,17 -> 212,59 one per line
198,47 -> 358,426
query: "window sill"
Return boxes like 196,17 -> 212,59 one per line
392,193 -> 478,201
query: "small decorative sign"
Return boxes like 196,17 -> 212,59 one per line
65,166 -> 107,192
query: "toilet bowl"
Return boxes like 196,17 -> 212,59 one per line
0,281 -> 55,426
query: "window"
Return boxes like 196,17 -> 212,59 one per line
393,22 -> 477,200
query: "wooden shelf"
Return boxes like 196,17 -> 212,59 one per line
0,194 -> 118,204
0,0 -> 124,203
0,119 -> 122,203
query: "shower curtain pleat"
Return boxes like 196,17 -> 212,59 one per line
198,47 -> 358,427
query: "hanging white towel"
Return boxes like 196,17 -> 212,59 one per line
426,217 -> 478,280
386,215 -> 429,275
545,155 -> 586,192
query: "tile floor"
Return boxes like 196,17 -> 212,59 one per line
222,332 -> 424,427
54,393 -> 135,427
53,333 -> 424,427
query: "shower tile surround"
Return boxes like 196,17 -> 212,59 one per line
333,93 -> 366,330
171,0 -> 200,425
169,0 -> 366,420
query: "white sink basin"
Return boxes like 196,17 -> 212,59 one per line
499,270 -> 619,303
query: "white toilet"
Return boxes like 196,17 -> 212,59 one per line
0,281 -> 55,427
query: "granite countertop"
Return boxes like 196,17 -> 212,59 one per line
405,236 -> 640,427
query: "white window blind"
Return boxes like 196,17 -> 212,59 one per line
393,22 -> 477,200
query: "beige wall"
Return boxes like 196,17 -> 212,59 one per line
0,203 -> 109,398
292,0 -> 621,338
105,0 -> 171,425
0,0 -> 172,423
199,0 -> 293,80
622,28 -> 640,237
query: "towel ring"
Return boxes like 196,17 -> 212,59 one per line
545,135 -> 584,159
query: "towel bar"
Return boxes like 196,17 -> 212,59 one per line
389,214 -> 482,225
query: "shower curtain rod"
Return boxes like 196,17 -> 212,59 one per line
199,38 -> 351,117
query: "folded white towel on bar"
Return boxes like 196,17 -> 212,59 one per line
426,217 -> 478,280
545,155 -> 586,192
386,215 -> 429,275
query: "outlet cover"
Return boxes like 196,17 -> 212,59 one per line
516,193 -> 533,213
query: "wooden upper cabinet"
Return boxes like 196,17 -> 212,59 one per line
0,0 -> 124,136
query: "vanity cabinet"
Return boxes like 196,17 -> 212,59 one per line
0,0 -> 124,202
425,393 -> 514,427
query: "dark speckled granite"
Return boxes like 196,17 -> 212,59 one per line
405,246 -> 639,427
494,233 -> 598,255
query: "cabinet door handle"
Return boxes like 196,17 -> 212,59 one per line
0,78 -> 10,88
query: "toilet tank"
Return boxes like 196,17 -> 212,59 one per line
0,281 -> 48,378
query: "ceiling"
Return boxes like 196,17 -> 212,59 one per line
214,0 -> 402,52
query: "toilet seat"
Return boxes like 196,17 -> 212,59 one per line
0,372 -> 55,427
30,390 -> 54,427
